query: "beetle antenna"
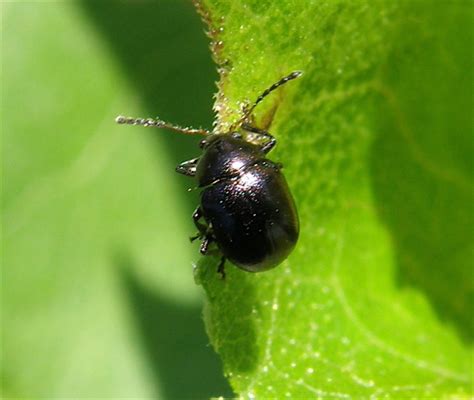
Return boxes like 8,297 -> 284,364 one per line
115,115 -> 210,136
232,71 -> 303,130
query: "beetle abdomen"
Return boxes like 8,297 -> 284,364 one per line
201,161 -> 299,272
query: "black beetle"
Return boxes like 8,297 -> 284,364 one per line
116,71 -> 301,277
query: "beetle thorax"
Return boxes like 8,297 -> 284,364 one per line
195,133 -> 265,187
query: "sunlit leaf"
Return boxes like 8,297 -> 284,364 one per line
196,0 -> 473,397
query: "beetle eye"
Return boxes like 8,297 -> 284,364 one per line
199,139 -> 207,149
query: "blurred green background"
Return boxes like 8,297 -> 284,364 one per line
2,0 -> 233,398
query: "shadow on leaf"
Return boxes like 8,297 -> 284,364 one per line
79,0 -> 218,213
370,6 -> 473,343
117,255 -> 233,399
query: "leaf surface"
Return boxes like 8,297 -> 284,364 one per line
2,2 -> 230,398
196,0 -> 473,397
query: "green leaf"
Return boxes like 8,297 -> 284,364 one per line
2,2 -> 231,398
195,0 -> 473,397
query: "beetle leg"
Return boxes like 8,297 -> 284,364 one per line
190,206 -> 208,241
176,158 -> 199,177
191,208 -> 225,278
242,123 -> 276,154
189,232 -> 200,242
200,238 -> 209,254
217,256 -> 226,279
200,236 -> 214,255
